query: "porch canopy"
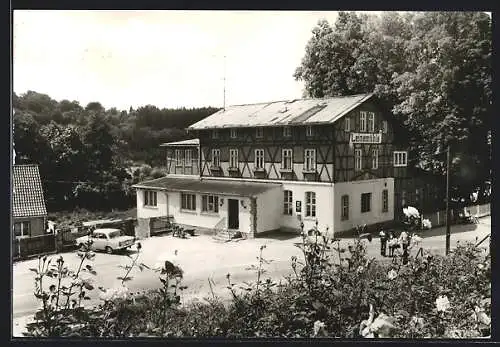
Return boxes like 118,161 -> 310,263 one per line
159,138 -> 199,147
133,176 -> 282,197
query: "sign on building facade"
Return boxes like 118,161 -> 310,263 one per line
350,132 -> 382,144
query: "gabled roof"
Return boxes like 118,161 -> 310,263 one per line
13,164 -> 47,218
159,138 -> 199,147
188,93 -> 373,130
133,176 -> 281,197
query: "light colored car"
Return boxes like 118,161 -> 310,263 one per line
76,228 -> 136,254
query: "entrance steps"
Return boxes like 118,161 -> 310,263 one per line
212,229 -> 241,242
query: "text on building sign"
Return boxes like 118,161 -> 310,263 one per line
350,132 -> 382,144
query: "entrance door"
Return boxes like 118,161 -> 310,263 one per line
228,199 -> 239,229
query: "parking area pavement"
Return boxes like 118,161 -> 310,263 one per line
12,216 -> 490,337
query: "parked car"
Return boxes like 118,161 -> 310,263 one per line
76,228 -> 136,254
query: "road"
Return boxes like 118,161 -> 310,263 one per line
13,217 -> 490,324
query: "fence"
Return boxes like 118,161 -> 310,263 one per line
56,228 -> 90,251
422,203 -> 490,228
13,234 -> 57,260
13,218 -> 138,260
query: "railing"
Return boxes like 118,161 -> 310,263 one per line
214,217 -> 227,231
421,203 -> 490,228
214,217 -> 227,232
213,217 -> 228,240
475,234 -> 490,248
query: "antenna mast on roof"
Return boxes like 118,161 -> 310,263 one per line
223,55 -> 226,111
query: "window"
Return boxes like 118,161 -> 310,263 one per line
13,221 -> 31,238
230,128 -> 237,139
344,117 -> 350,132
361,193 -> 372,213
181,193 -> 196,211
283,190 -> 293,215
304,149 -> 316,172
255,149 -> 264,169
229,149 -> 238,168
382,189 -> 389,213
175,149 -> 183,166
305,191 -> 316,217
184,149 -> 192,167
368,112 -> 375,132
306,125 -> 314,137
372,148 -> 379,169
202,194 -> 219,213
283,126 -> 292,137
359,111 -> 367,132
382,120 -> 388,134
341,195 -> 349,221
282,149 -> 293,170
394,151 -> 408,167
212,149 -> 221,167
355,149 -> 363,171
212,129 -> 219,139
256,128 -> 264,138
144,190 -> 157,207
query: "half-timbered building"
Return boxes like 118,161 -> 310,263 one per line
134,93 -> 443,238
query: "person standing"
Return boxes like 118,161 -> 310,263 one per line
402,248 -> 409,265
388,231 -> 396,257
399,230 -> 410,252
379,229 -> 387,257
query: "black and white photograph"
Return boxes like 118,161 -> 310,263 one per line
11,10 -> 492,339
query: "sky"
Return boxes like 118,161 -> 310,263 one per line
12,10 -> 350,110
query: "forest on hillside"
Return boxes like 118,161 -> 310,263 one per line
13,90 -> 218,211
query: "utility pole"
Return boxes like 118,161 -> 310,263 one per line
445,145 -> 451,255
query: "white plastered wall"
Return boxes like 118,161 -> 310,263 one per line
280,182 -> 335,234
333,178 -> 394,233
255,186 -> 283,234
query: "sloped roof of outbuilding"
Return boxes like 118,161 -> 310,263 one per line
13,164 -> 47,218
188,93 -> 373,130
133,176 -> 281,197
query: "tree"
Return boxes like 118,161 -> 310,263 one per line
295,11 -> 492,200
83,113 -> 116,174
16,91 -> 59,124
38,122 -> 88,209
85,101 -> 105,113
13,112 -> 51,165
12,89 -> 218,210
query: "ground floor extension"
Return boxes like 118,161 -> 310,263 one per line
133,176 -> 395,238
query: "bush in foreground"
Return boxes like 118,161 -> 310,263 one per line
24,224 -> 490,338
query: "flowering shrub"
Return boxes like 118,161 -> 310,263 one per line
411,234 -> 423,245
24,237 -> 97,337
422,219 -> 432,230
435,295 -> 450,312
26,221 -> 490,338
402,206 -> 422,233
403,206 -> 420,219
99,285 -> 130,302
